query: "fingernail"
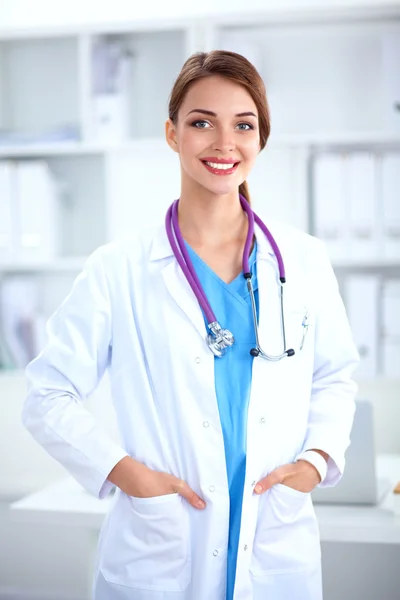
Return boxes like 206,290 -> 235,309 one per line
196,500 -> 206,509
254,485 -> 263,494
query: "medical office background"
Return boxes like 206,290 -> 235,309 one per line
0,0 -> 400,599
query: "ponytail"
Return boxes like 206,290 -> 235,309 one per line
239,180 -> 251,205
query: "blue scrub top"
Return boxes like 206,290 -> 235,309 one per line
186,242 -> 259,600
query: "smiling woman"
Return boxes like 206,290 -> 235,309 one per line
22,50 -> 359,600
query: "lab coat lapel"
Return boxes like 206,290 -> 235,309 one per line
161,259 -> 207,340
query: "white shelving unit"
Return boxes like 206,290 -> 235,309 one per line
0,8 -> 399,377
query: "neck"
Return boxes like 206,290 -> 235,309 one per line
177,188 -> 248,248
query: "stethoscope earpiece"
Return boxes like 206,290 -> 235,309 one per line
250,348 -> 260,357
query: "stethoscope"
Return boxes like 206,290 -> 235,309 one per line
166,194 -> 305,360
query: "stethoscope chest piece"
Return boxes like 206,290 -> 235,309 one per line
206,321 -> 235,357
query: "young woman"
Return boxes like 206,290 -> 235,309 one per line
22,51 -> 359,600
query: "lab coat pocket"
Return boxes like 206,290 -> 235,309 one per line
251,483 -> 320,577
100,492 -> 191,591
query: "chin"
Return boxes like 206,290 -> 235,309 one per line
197,178 -> 241,198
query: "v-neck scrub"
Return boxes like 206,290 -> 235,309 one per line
185,242 -> 259,600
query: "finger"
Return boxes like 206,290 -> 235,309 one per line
254,463 -> 297,494
175,479 -> 206,509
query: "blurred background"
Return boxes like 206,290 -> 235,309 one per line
0,0 -> 400,599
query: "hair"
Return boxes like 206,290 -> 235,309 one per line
168,50 -> 271,204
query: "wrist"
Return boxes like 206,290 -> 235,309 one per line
295,450 -> 328,483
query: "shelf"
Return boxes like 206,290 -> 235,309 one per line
0,138 -> 169,158
269,131 -> 400,149
332,259 -> 400,270
0,257 -> 86,273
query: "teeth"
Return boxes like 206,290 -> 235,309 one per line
205,161 -> 236,170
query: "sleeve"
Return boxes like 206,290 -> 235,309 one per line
21,247 -> 129,498
301,240 -> 360,488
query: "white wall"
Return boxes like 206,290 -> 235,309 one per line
0,0 -> 399,30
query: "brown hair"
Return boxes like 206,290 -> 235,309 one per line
168,50 -> 271,204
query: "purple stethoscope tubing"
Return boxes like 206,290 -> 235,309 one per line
165,195 -> 294,360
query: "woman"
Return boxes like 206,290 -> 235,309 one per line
22,51 -> 359,600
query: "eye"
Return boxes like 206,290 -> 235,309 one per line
191,120 -> 211,129
236,122 -> 254,131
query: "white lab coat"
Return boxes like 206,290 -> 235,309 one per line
22,218 -> 359,600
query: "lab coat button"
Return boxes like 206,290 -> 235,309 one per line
251,480 -> 256,487
209,485 -> 215,492
213,550 -> 219,557
244,545 -> 248,551
203,421 -> 209,428
259,417 -> 266,424
195,356 -> 201,364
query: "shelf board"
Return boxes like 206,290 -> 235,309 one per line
332,259 -> 400,269
0,257 -> 86,273
0,138 -> 168,158
269,131 -> 400,148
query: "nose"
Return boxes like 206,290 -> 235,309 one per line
211,127 -> 235,153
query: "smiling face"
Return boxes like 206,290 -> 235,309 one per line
166,75 -> 260,198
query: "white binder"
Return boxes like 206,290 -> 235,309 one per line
313,153 -> 347,261
382,279 -> 400,378
381,153 -> 400,260
345,275 -> 380,380
14,160 -> 59,263
0,161 -> 17,264
346,152 -> 377,261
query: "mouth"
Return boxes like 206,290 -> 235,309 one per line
200,159 -> 240,176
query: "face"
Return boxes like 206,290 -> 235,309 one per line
166,75 -> 260,197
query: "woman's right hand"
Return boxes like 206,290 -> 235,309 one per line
107,456 -> 206,509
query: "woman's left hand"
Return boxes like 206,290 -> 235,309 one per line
254,460 -> 321,495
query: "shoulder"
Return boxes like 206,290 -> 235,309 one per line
261,217 -> 325,258
86,223 -> 163,272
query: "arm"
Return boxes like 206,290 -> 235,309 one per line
300,239 -> 360,488
22,247 -> 128,498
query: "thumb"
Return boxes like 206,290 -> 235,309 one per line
176,479 -> 206,510
254,463 -> 297,495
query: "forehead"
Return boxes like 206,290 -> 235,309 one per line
179,75 -> 258,116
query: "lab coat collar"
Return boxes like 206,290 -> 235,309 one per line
149,220 -> 276,263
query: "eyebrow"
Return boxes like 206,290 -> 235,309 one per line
186,109 -> 257,118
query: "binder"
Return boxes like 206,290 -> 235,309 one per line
382,279 -> 400,378
381,153 -> 400,260
14,160 -> 59,263
382,31 -> 400,132
345,275 -> 380,379
0,161 -> 17,264
312,153 -> 347,261
346,152 -> 377,261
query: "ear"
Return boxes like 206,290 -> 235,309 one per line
165,119 -> 179,153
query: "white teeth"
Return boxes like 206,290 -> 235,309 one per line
205,161 -> 236,170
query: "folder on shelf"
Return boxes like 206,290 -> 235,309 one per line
14,160 -> 59,263
312,153 -> 347,261
382,279 -> 400,378
381,153 -> 400,260
345,275 -> 380,379
0,161 -> 17,264
0,276 -> 46,369
346,152 -> 377,261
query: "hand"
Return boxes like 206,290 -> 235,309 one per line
108,456 -> 206,509
254,460 -> 321,495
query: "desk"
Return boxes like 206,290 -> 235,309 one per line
10,455 -> 400,597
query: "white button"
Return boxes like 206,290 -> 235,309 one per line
209,485 -> 215,492
213,550 -> 219,557
244,545 -> 248,551
251,481 -> 256,487
195,357 -> 201,364
259,417 -> 266,424
203,421 -> 209,428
